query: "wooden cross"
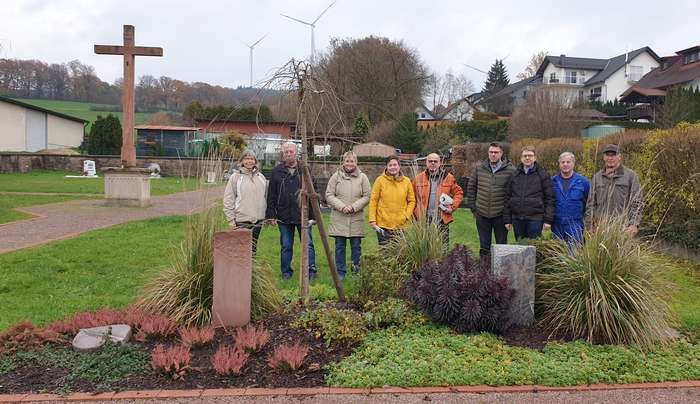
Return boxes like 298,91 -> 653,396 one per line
95,25 -> 162,167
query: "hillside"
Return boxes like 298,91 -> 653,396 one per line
13,99 -> 169,131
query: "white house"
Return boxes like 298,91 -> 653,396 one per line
0,96 -> 87,152
535,47 -> 661,103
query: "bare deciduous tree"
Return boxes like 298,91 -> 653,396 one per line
516,51 -> 548,81
508,87 -> 587,140
426,69 -> 474,112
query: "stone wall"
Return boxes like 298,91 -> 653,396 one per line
0,153 -> 226,177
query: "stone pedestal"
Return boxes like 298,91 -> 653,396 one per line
491,244 -> 536,326
103,167 -> 151,207
212,229 -> 252,328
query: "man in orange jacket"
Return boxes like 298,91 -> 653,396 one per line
413,153 -> 464,248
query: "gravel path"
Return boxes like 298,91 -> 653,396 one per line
22,387 -> 700,404
0,187 -> 224,254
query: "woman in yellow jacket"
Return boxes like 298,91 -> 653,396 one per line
368,156 -> 416,245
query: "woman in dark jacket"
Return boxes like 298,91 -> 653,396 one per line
504,145 -> 555,240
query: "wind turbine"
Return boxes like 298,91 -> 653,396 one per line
281,0 -> 337,63
246,34 -> 267,88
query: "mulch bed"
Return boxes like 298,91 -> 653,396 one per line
0,309 -> 354,394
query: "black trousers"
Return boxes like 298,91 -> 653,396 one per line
475,214 -> 508,257
237,221 -> 263,257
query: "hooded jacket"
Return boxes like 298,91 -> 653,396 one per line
325,167 -> 371,237
368,170 -> 416,230
223,166 -> 268,225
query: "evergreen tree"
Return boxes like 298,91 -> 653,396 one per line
482,59 -> 510,96
84,114 -> 122,155
352,111 -> 370,140
391,113 -> 423,154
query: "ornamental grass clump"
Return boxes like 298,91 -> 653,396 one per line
137,206 -> 283,327
535,217 -> 676,347
138,207 -> 222,327
352,219 -> 446,304
404,245 -> 515,333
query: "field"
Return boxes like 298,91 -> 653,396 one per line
13,98 -> 164,131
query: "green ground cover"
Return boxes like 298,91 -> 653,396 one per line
1,206 -> 698,387
0,194 -> 93,224
0,170 -> 200,196
13,99 -> 161,131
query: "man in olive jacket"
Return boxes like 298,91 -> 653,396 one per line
465,142 -> 516,257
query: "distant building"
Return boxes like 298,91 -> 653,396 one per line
620,45 -> 700,121
195,119 -> 296,139
0,96 -> 87,152
353,141 -> 396,158
135,125 -> 201,157
416,97 -> 481,130
535,47 -> 661,103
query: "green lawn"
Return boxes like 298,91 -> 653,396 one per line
0,170 -> 200,196
0,194 -> 95,224
14,99 -> 162,131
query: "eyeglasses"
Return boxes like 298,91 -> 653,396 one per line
522,154 -> 535,158
427,160 -> 440,163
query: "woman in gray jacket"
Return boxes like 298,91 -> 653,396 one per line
325,151 -> 371,279
223,150 -> 268,256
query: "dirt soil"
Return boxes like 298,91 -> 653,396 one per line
0,310 -> 354,394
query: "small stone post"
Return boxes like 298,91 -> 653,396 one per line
212,229 -> 252,328
491,244 -> 536,327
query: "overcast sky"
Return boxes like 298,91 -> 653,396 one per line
3,0 -> 698,91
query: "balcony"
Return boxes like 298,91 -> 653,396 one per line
546,74 -> 586,85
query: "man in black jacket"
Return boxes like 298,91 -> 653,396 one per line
266,142 -> 317,280
504,145 -> 555,240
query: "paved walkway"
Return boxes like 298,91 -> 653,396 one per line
10,387 -> 700,403
0,187 -> 224,254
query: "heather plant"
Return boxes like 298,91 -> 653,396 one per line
536,217 -> 676,347
0,321 -> 62,354
233,325 -> 270,353
404,245 -> 515,333
151,344 -> 191,380
291,304 -> 367,347
179,326 -> 215,348
267,343 -> 309,372
212,344 -> 249,376
134,314 -> 177,342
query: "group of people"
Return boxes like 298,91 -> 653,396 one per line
223,140 -> 643,280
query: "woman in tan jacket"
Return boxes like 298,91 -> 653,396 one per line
223,150 -> 268,256
325,152 -> 371,278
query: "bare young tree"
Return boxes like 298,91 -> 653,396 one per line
508,86 -> 587,140
426,68 -> 475,112
516,51 -> 548,81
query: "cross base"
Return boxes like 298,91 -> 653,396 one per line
103,167 -> 151,207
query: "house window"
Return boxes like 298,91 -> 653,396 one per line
420,113 -> 426,118
565,71 -> 577,84
589,87 -> 602,99
683,52 -> 699,65
630,65 -> 643,82
549,72 -> 558,83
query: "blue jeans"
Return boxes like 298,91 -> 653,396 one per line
334,237 -> 362,276
278,223 -> 316,277
512,219 -> 544,240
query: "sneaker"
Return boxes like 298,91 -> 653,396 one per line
282,272 -> 293,280
309,270 -> 318,281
